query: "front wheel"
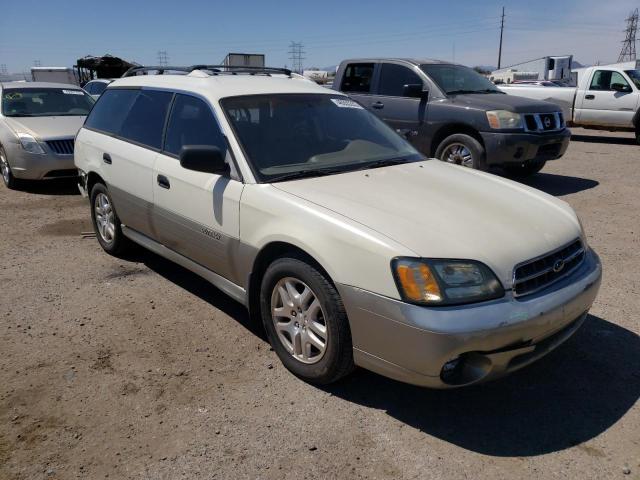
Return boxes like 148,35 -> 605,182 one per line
504,160 -> 546,177
260,256 -> 354,385
90,183 -> 131,256
0,146 -> 18,189
434,133 -> 487,171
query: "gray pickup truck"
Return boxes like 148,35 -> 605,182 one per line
333,58 -> 571,176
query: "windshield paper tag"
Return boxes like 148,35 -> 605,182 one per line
62,89 -> 84,95
331,98 -> 363,109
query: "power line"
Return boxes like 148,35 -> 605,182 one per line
498,6 -> 505,69
288,42 -> 305,73
157,50 -> 169,67
618,8 -> 638,62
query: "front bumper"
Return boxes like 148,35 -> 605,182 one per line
5,142 -> 77,180
337,248 -> 601,388
481,128 -> 571,166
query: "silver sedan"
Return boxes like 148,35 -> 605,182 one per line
0,82 -> 94,189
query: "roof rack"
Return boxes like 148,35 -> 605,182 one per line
122,65 -> 292,78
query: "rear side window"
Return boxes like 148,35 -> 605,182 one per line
119,90 -> 173,149
378,63 -> 423,97
93,82 -> 108,95
84,83 -> 95,95
164,94 -> 227,156
340,63 -> 375,93
84,89 -> 138,135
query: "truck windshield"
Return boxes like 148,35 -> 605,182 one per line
2,88 -> 94,117
221,94 -> 422,182
420,64 -> 502,95
624,70 -> 640,89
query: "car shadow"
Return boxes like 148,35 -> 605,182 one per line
15,178 -> 80,196
322,314 -> 639,457
116,249 -> 639,458
570,134 -> 637,146
512,172 -> 599,196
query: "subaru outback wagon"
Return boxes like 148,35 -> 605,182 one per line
74,65 -> 601,388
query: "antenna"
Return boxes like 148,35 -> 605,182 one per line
288,42 -> 305,74
497,6 -> 505,69
618,8 -> 638,63
157,51 -> 169,68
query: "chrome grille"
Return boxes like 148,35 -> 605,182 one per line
513,239 -> 585,297
46,138 -> 75,155
523,112 -> 564,133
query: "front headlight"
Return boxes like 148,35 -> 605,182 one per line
486,110 -> 523,130
392,258 -> 504,306
18,133 -> 45,155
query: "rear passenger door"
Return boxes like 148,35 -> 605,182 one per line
83,88 -> 172,239
153,93 -> 244,283
338,62 -> 377,109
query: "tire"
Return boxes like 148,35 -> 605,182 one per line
260,255 -> 354,385
504,160 -> 546,177
90,183 -> 131,256
0,146 -> 19,189
636,127 -> 640,145
434,133 -> 487,171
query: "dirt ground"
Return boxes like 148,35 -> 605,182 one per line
1,128 -> 639,480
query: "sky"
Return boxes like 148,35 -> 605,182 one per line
1,0 -> 638,74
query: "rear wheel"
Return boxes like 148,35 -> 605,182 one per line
0,146 -> 18,189
260,256 -> 354,385
435,133 -> 487,171
90,183 -> 131,256
504,160 -> 546,177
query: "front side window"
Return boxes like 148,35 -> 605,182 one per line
590,70 -> 631,91
378,64 -> 423,97
221,94 -> 422,182
1,88 -> 94,117
164,94 -> 227,156
119,90 -> 173,149
420,64 -> 501,95
340,63 -> 375,93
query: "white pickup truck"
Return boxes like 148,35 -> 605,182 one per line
500,66 -> 640,143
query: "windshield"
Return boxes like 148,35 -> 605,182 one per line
2,88 -> 94,117
625,70 -> 640,89
221,94 -> 422,182
420,64 -> 502,95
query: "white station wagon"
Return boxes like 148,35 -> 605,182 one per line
74,65 -> 602,388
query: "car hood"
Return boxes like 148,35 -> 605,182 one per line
273,160 -> 582,289
450,92 -> 560,113
3,116 -> 85,140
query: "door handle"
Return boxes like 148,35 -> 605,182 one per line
585,94 -> 595,100
157,174 -> 170,189
372,101 -> 384,109
102,153 -> 112,164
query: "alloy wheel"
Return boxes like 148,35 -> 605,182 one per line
0,150 -> 10,184
94,192 -> 116,244
442,143 -> 474,168
271,277 -> 328,364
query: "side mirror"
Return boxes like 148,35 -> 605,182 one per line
403,83 -> 429,99
179,145 -> 228,175
611,83 -> 631,93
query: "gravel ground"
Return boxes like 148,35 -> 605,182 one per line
1,128 -> 638,480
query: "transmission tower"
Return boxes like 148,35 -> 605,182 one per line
34,60 -> 42,67
0,64 -> 7,75
618,8 -> 638,62
157,50 -> 169,67
288,42 -> 305,73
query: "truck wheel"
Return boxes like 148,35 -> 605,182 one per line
0,146 -> 18,189
90,183 -> 131,256
504,160 -> 546,177
435,134 -> 487,171
260,255 -> 354,385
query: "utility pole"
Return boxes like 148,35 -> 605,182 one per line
288,42 -> 305,74
157,50 -> 169,67
618,8 -> 638,62
497,7 -> 505,69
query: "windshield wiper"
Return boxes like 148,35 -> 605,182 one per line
267,168 -> 345,183
355,157 -> 410,171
